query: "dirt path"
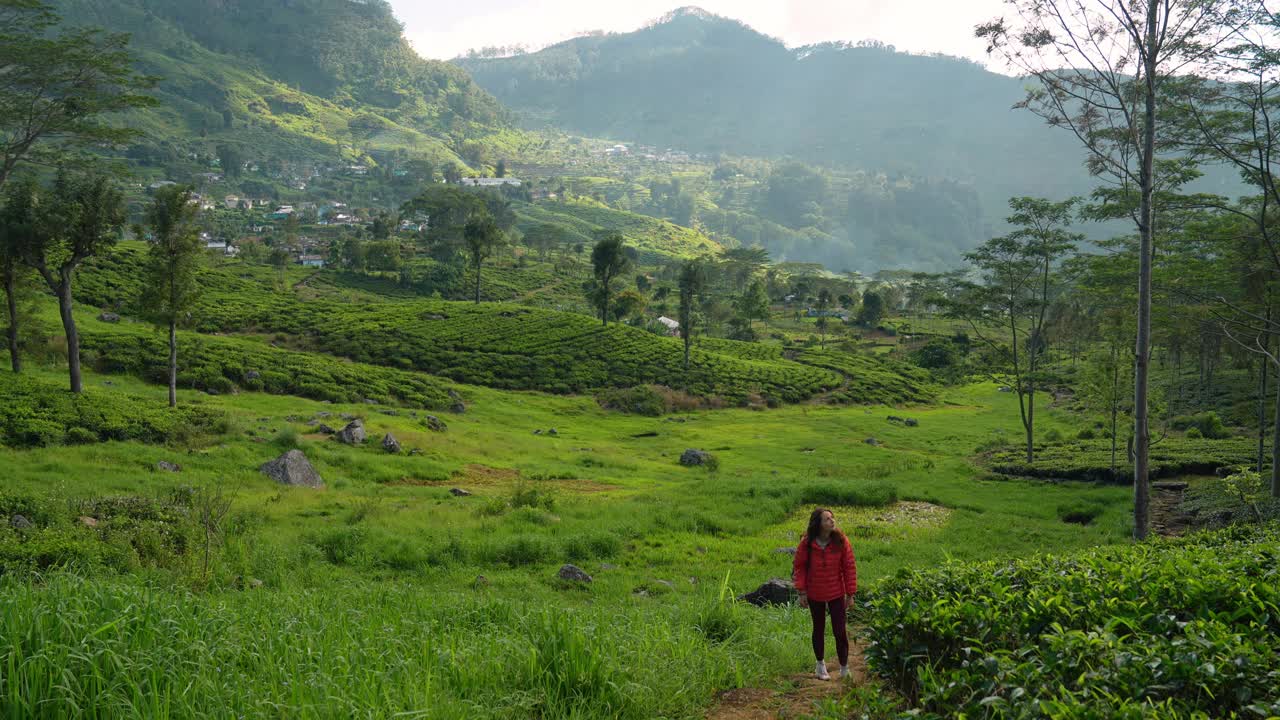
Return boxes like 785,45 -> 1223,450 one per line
706,639 -> 869,720
1151,480 -> 1194,537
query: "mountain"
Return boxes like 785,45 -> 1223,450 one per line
457,7 -> 1241,247
52,0 -> 519,175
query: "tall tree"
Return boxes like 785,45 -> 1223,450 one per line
976,0 -> 1264,538
463,213 -> 504,303
0,0 -> 155,192
590,233 -> 632,326
19,172 -> 126,393
815,288 -> 833,348
0,179 -> 38,372
140,185 -> 203,408
946,197 -> 1080,464
678,259 -> 708,373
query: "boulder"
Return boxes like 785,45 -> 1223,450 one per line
381,433 -> 401,454
448,390 -> 466,414
9,514 -> 32,530
679,449 -> 711,466
864,437 -> 881,446
533,429 -> 542,435
317,424 -> 337,435
738,578 -> 797,607
557,564 -> 593,583
259,449 -> 324,488
245,370 -> 261,381
97,312 -> 120,323
156,460 -> 181,473
335,419 -> 366,445
904,418 -> 919,427
450,488 -> 472,497
424,415 -> 447,432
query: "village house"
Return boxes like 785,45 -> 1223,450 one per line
297,254 -> 325,268
460,177 -> 522,187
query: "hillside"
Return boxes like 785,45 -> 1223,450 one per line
52,0 -> 522,177
457,7 -> 1244,270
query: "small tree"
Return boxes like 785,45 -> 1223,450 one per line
678,259 -> 708,372
140,185 -> 203,408
0,179 -> 39,373
857,291 -> 884,327
19,172 -> 126,393
946,197 -> 1080,463
590,233 -> 632,326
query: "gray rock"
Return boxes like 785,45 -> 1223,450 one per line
363,398 -> 378,405
738,578 -> 797,607
904,418 -> 919,427
424,415 -> 447,432
864,437 -> 881,446
533,429 -> 542,435
997,386 -> 1012,393
245,370 -> 261,380
315,412 -> 331,418
259,449 -> 324,488
557,564 -> 592,583
547,428 -> 558,436
339,413 -> 356,421
317,424 -> 337,435
97,312 -> 120,323
450,488 -> 472,497
156,460 -> 181,473
774,547 -> 797,556
381,433 -> 401,454
335,419 -> 366,445
9,514 -> 32,530
448,390 -> 466,414
887,415 -> 905,424
679,449 -> 711,466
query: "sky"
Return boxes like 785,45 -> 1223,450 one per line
389,0 -> 1010,66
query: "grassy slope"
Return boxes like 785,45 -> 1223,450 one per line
516,197 -> 723,261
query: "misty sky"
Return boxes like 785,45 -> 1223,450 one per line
390,1 -> 1009,65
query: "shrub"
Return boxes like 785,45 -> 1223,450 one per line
1076,427 -> 1096,440
989,437 -> 1255,483
596,385 -> 666,416
1043,428 -> 1063,443
1170,411 -> 1231,439
1186,426 -> 1204,439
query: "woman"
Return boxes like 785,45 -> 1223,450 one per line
792,507 -> 857,680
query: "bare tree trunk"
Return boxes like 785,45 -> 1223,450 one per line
1259,348 -> 1268,473
1272,361 -> 1280,498
1111,345 -> 1120,481
474,258 -> 482,304
168,318 -> 178,408
3,263 -> 20,374
1132,0 -> 1158,541
56,279 -> 82,393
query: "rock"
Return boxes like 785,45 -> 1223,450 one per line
363,398 -> 378,405
409,448 -> 422,456
997,386 -> 1012,393
339,413 -> 356,421
381,433 -> 401,454
335,419 -> 366,445
245,370 -> 261,380
679,449 -> 711,466
904,418 -> 919,427
79,516 -> 99,528
315,412 -> 331,418
738,578 -> 797,607
864,437 -> 881,446
424,415 -> 447,432
887,415 -> 905,424
156,460 -> 181,472
450,488 -> 472,497
9,514 -> 32,530
381,409 -> 399,417
547,428 -> 558,436
317,424 -> 337,435
102,380 -> 113,386
259,449 -> 324,488
533,429 -> 542,435
774,547 -> 797,556
448,390 -> 466,414
557,564 -> 592,583
97,312 -> 120,323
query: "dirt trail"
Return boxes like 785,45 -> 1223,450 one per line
1151,480 -> 1194,537
706,639 -> 869,720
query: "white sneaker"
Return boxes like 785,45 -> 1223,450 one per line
815,661 -> 830,680
839,665 -> 852,680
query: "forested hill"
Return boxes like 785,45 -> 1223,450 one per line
456,7 -> 1236,217
52,0 -> 516,171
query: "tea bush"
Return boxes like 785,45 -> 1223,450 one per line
0,374 -> 223,448
987,437 -> 1256,483
864,524 -> 1280,718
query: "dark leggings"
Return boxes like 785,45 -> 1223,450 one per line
808,597 -> 848,665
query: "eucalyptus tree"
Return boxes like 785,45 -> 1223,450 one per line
977,0 -> 1267,537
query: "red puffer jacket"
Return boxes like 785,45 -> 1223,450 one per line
792,533 -> 857,603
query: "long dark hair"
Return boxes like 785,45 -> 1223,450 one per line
806,507 -> 844,542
